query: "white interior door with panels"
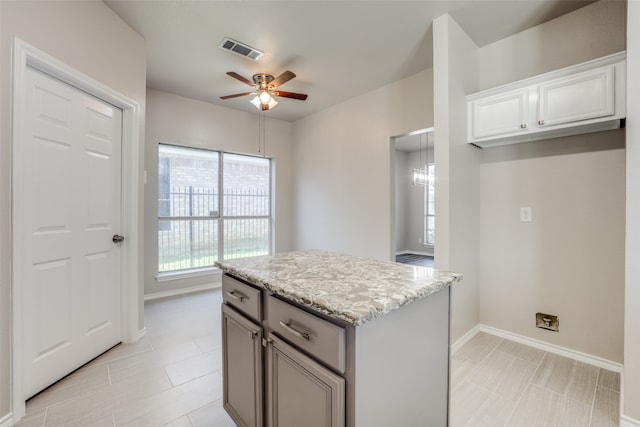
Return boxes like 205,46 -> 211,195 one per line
16,66 -> 123,399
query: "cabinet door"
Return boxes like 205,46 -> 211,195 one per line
267,335 -> 345,427
468,88 -> 529,140
222,304 -> 264,427
537,65 -> 614,127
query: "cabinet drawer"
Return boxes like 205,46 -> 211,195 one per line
222,275 -> 262,321
267,295 -> 346,374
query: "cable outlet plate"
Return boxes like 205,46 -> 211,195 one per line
536,312 -> 559,332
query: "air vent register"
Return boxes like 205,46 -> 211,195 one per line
218,37 -> 264,61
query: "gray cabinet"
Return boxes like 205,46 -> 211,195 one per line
222,274 -> 346,427
267,335 -> 345,427
221,273 -> 451,427
221,304 -> 263,427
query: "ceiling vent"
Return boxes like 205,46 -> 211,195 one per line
219,37 -> 264,61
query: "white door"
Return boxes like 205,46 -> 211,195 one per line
17,66 -> 123,398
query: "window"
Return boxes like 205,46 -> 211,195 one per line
424,164 -> 435,246
158,145 -> 271,273
222,153 -> 271,260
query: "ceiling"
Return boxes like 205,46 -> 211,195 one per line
395,130 -> 435,154
104,0 -> 595,123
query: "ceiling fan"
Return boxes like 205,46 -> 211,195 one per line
220,70 -> 308,111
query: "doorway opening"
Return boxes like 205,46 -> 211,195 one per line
391,128 -> 435,268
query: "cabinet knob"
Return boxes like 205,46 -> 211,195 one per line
520,124 -> 527,129
538,120 -> 545,125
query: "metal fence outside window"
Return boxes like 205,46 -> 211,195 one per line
158,186 -> 270,272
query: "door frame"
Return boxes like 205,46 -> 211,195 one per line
10,37 -> 142,420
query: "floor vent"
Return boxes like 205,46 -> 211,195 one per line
219,37 -> 264,61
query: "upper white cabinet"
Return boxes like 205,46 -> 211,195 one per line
467,52 -> 626,148
537,66 -> 614,127
470,88 -> 530,139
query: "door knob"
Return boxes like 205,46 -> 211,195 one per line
112,234 -> 125,243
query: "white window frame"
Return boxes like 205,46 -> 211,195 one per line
157,144 -> 273,277
424,163 -> 435,247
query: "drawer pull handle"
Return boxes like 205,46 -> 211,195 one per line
279,320 -> 310,341
226,290 -> 246,303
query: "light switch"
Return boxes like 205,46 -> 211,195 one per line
520,207 -> 532,223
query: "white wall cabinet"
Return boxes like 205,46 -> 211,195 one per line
469,88 -> 530,140
537,66 -> 614,127
467,52 -> 625,147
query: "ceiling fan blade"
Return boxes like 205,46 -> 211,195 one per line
271,71 -> 296,88
275,90 -> 308,101
226,71 -> 254,87
220,92 -> 253,100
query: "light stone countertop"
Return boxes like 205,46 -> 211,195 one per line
215,249 -> 462,326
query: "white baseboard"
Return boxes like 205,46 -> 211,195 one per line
621,415 -> 640,427
0,413 -> 13,427
451,324 -> 481,354
144,283 -> 221,301
452,323 -> 623,373
138,327 -> 147,340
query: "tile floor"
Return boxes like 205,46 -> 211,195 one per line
451,332 -> 620,427
14,290 -> 620,426
395,253 -> 435,268
15,290 -> 235,427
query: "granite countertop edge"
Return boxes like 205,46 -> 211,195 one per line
216,250 -> 462,327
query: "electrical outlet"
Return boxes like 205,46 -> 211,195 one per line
536,312 -> 559,332
520,207 -> 532,223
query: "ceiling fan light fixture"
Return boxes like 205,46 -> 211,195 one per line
265,97 -> 278,110
250,94 -> 278,110
259,90 -> 272,104
222,70 -> 305,111
250,95 -> 261,109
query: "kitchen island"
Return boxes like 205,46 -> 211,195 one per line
216,250 -> 462,427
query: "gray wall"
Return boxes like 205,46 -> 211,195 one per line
144,89 -> 294,298
0,0 -> 146,420
292,68 -> 434,261
477,0 -> 626,363
433,13 -> 482,346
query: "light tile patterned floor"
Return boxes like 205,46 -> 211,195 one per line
451,332 -> 621,427
15,290 -> 235,427
14,290 -> 620,426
